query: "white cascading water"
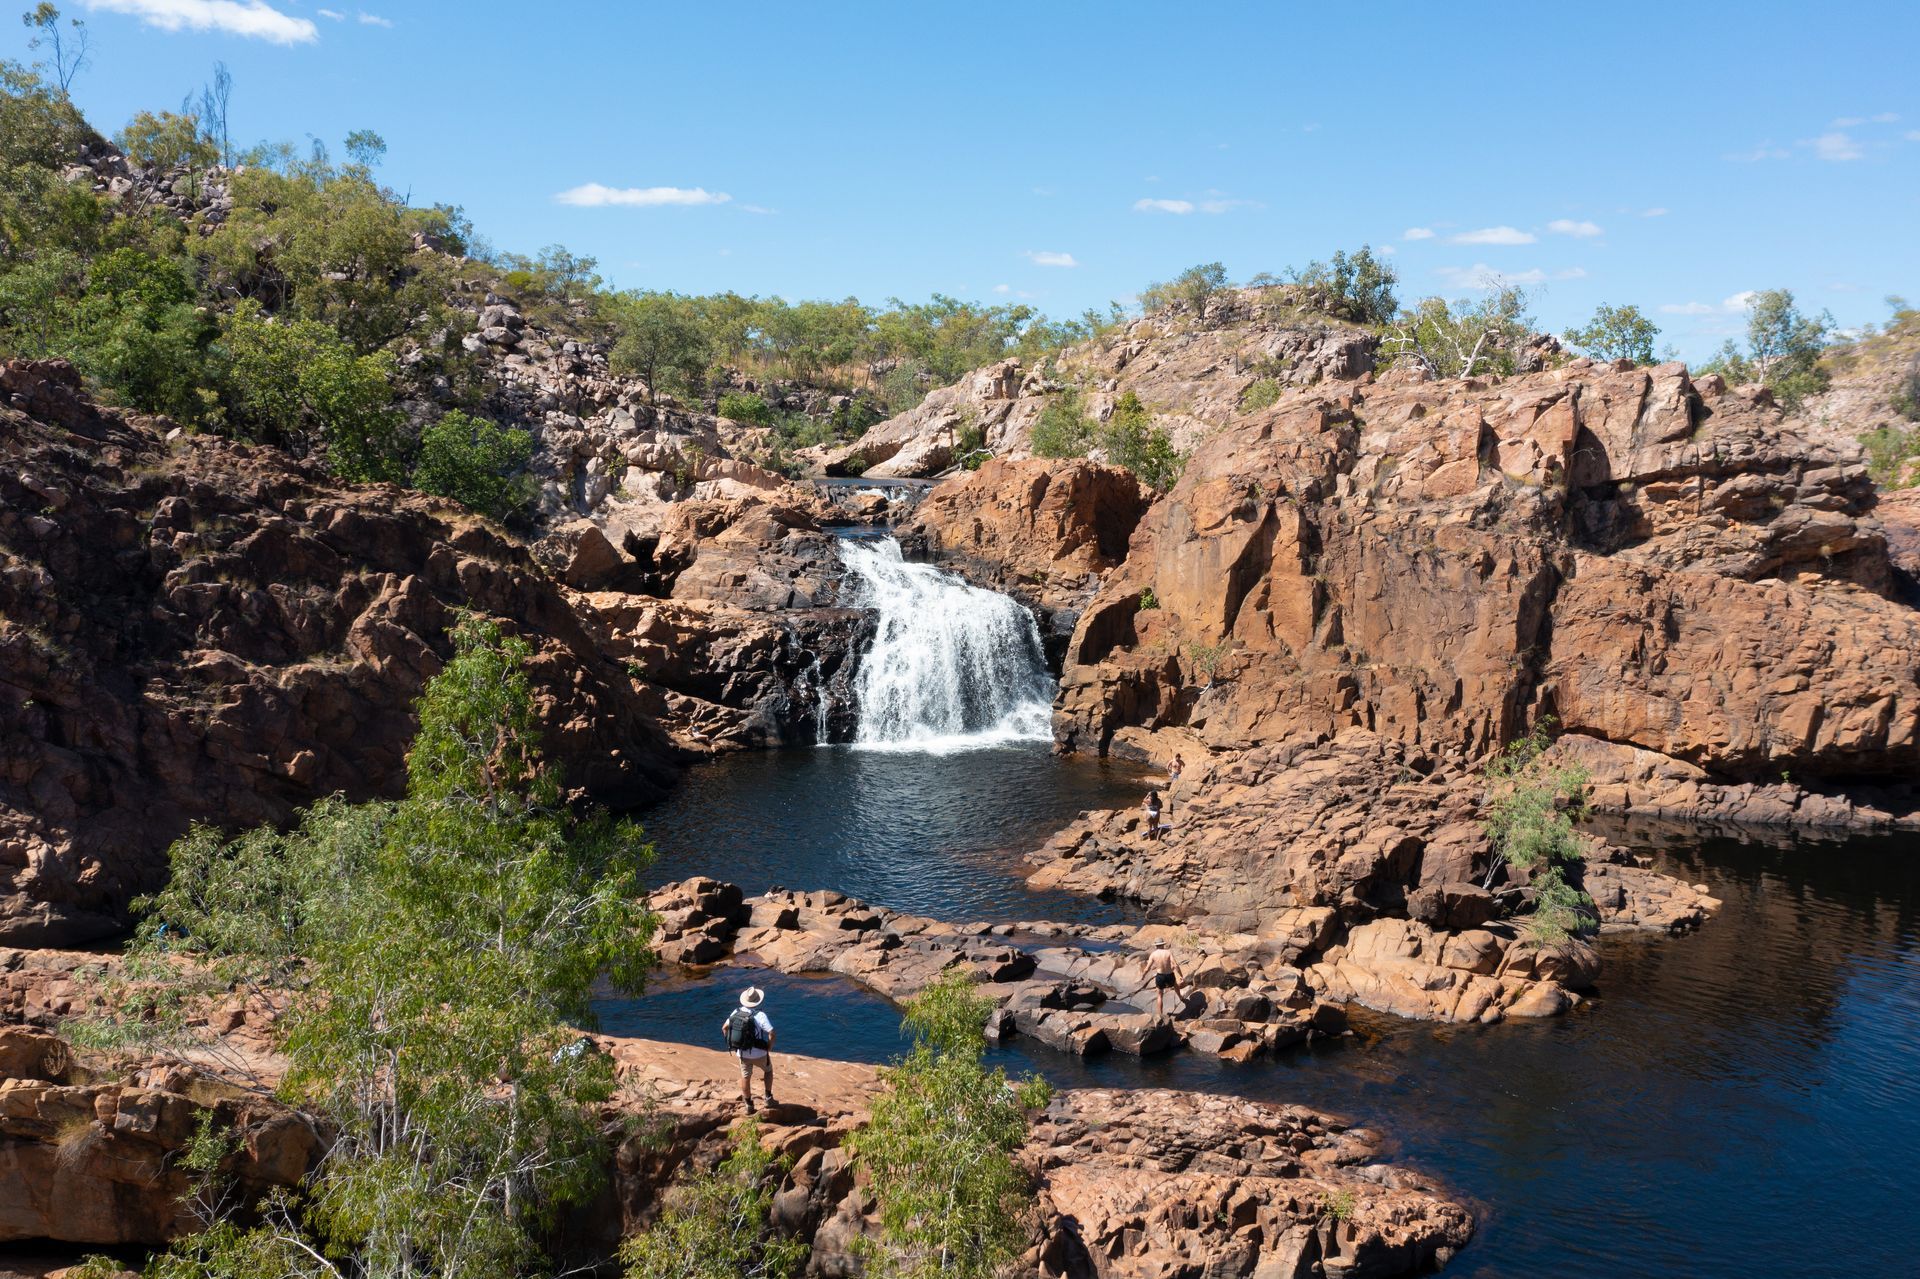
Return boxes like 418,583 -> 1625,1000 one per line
838,536 -> 1055,752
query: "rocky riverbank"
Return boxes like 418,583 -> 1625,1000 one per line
0,949 -> 1473,1277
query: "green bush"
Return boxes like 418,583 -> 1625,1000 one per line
411,409 -> 536,521
1290,246 -> 1398,326
123,618 -> 659,1277
955,417 -> 988,470
621,1118 -> 807,1279
1862,424 -> 1920,489
217,301 -> 405,482
1030,389 -> 1094,458
1381,286 -> 1536,379
1482,725 -> 1595,942
849,971 -> 1051,1279
1098,391 -> 1185,490
1564,303 -> 1660,365
718,389 -> 773,425
1239,377 -> 1283,413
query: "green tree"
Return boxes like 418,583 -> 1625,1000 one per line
1097,390 -> 1184,490
218,301 -> 405,481
411,409 -> 536,522
849,971 -> 1050,1279
1746,288 -> 1831,409
717,390 -> 773,425
620,1119 -> 807,1279
1564,303 -> 1660,365
125,618 -> 659,1278
1482,725 -> 1595,943
1382,286 -> 1536,379
117,110 -> 218,174
611,291 -> 711,402
1292,246 -> 1398,325
1141,262 -> 1228,319
1029,388 -> 1094,458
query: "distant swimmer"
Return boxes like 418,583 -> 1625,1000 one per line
1145,941 -> 1182,1018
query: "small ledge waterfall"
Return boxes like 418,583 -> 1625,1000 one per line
837,537 -> 1055,752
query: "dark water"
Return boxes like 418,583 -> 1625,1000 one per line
639,742 -> 1150,925
611,745 -> 1920,1279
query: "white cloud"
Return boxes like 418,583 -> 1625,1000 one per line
1450,225 -> 1536,246
1025,250 -> 1078,268
1199,198 -> 1259,213
1547,218 -> 1603,238
1832,112 -> 1899,127
1641,207 -> 1669,217
316,6 -> 343,17
1907,131 -> 1920,143
1301,122 -> 1322,133
1659,302 -> 1716,316
1722,291 -> 1757,312
1134,198 -> 1195,214
1378,244 -> 1396,255
1402,226 -> 1435,240
1812,131 -> 1863,161
553,183 -> 731,207
81,0 -> 317,43
356,10 -> 391,25
992,284 -> 1011,294
1435,263 -> 1548,289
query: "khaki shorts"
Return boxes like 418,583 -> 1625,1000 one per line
737,1051 -> 772,1085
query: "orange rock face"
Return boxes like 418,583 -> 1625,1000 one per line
1053,356 -> 1919,818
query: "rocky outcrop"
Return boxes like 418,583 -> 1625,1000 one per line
1025,1088 -> 1473,1278
826,289 -> 1377,479
0,1027 -> 320,1246
647,878 -> 1347,1060
903,457 -> 1148,661
0,360 -> 679,945
1049,353 -> 1919,825
1021,730 -> 1717,1024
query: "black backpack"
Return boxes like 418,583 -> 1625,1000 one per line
723,1008 -> 765,1050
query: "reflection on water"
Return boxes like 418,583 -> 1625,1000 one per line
640,742 -> 1150,924
620,748 -> 1920,1278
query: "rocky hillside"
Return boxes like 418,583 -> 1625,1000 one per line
0,360 -> 882,947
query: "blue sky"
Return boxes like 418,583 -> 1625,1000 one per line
29,0 -> 1920,358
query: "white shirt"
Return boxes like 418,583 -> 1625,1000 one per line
724,1009 -> 773,1059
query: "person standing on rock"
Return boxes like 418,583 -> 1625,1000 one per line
1146,942 -> 1182,1018
1142,790 -> 1164,840
722,987 -> 776,1113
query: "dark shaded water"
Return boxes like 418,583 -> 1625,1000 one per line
640,742 -> 1150,924
611,745 -> 1920,1279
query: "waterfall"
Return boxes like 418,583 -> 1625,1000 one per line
838,537 -> 1055,752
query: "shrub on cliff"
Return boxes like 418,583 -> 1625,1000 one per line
1030,388 -> 1095,458
1702,288 -> 1833,411
850,970 -> 1051,1279
1381,286 -> 1537,379
1482,726 -> 1596,943
1290,246 -> 1398,326
621,1118 -> 807,1279
412,408 -> 536,522
103,618 -> 659,1276
1098,390 -> 1185,491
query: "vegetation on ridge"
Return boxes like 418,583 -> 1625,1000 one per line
68,618 -> 659,1277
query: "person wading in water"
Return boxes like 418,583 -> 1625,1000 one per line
1145,941 -> 1182,1018
722,986 -> 775,1113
